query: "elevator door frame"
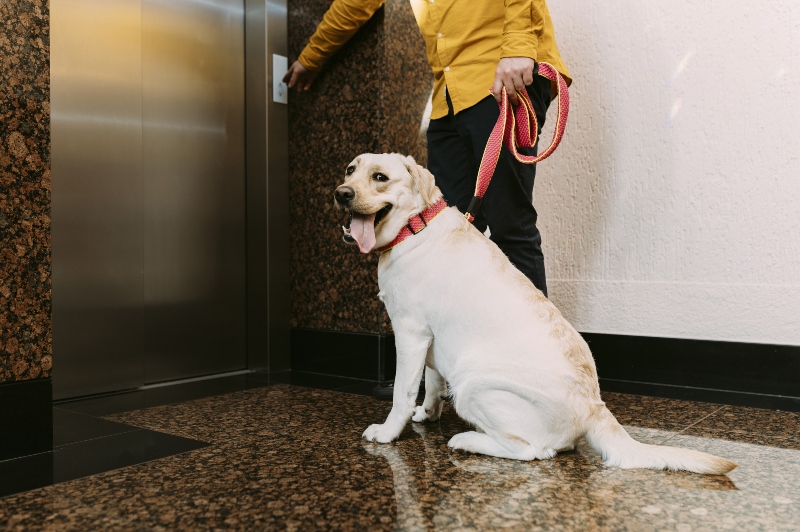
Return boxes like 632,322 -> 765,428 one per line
244,0 -> 290,372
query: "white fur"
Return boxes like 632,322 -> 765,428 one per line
343,153 -> 736,475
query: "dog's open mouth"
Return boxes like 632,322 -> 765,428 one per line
373,204 -> 392,226
342,204 -> 392,254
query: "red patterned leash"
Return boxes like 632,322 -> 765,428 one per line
464,62 -> 570,222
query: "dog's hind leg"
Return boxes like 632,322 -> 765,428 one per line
412,365 -> 447,423
448,388 -> 561,461
448,431 -> 546,460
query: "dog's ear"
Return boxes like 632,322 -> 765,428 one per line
403,156 -> 439,206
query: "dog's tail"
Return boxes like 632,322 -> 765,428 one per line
585,406 -> 737,475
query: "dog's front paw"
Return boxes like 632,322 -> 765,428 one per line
362,423 -> 399,443
412,405 -> 440,423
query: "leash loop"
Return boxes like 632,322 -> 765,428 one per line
465,62 -> 570,223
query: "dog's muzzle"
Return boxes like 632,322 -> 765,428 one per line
334,186 -> 355,206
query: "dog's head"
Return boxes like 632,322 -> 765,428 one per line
334,153 -> 442,253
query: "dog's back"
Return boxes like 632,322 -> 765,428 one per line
381,206 -> 598,394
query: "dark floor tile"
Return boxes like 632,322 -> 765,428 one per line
0,429 -> 209,499
51,441 -> 399,531
0,490 -> 144,531
678,405 -> 800,450
54,373 -> 270,416
53,408 -> 139,448
690,405 -> 800,437
0,451 -> 54,498
54,429 -> 209,485
601,391 -> 724,432
599,378 -> 800,412
103,384 -> 393,445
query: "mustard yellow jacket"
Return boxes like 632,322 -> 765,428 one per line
298,0 -> 571,119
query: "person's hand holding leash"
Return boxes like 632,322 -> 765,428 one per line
492,57 -> 536,106
283,60 -> 318,91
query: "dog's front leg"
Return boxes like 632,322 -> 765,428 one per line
363,321 -> 431,443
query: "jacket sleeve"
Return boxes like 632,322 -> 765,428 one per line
298,0 -> 387,71
500,0 -> 545,60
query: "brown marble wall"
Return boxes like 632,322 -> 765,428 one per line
288,0 -> 431,334
0,0 -> 52,383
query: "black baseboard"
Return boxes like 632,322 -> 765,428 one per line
379,334 -> 397,383
0,378 -> 53,461
583,333 -> 800,398
291,328 -> 395,381
292,328 -> 800,411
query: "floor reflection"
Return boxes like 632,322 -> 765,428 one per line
362,415 -> 799,531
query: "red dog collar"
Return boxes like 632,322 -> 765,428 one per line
376,198 -> 448,253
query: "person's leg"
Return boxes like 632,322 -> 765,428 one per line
454,75 -> 552,294
426,92 -> 489,234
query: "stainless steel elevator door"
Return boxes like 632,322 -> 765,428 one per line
52,0 -> 248,398
142,0 -> 247,382
51,0 -> 145,399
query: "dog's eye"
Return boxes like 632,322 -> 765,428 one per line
373,173 -> 389,182
346,166 -> 356,175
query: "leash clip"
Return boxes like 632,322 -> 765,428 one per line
464,196 -> 481,223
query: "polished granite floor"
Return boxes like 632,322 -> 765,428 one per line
1,372 -> 799,530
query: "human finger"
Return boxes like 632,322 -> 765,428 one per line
285,67 -> 299,89
523,65 -> 534,87
512,73 -> 526,101
504,76 -> 520,106
282,65 -> 293,85
491,76 -> 504,103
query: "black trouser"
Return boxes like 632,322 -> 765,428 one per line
426,73 -> 552,295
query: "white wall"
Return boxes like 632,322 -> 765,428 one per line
537,0 -> 800,345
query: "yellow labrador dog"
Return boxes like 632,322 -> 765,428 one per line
335,152 -> 736,475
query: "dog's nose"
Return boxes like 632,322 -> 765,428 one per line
334,186 -> 355,204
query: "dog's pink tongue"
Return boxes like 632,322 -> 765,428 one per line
350,212 -> 377,253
